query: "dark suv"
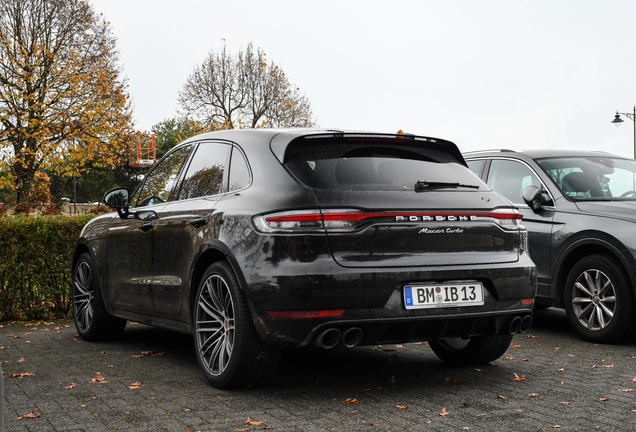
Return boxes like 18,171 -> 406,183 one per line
73,129 -> 536,388
465,149 -> 636,343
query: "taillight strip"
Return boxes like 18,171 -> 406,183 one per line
267,211 -> 522,223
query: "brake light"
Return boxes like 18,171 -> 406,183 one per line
252,209 -> 523,233
265,310 -> 345,319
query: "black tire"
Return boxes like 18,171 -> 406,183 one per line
73,252 -> 126,341
428,334 -> 513,365
194,262 -> 280,389
564,254 -> 635,343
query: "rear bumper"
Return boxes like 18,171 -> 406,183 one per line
246,258 -> 537,348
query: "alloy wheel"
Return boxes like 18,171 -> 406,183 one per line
196,274 -> 235,377
571,268 -> 616,331
73,261 -> 94,333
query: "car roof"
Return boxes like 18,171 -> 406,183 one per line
175,128 -> 465,164
463,148 -> 628,159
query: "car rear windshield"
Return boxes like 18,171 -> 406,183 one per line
283,137 -> 484,191
537,156 -> 636,200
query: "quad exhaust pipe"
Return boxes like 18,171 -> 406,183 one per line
312,327 -> 364,349
508,315 -> 532,334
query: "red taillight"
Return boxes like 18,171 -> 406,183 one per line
252,209 -> 523,234
520,298 -> 535,306
265,310 -> 345,319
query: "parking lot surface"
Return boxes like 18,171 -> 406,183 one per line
2,308 -> 636,431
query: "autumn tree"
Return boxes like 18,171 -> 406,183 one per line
0,0 -> 132,204
178,42 -> 315,130
151,117 -> 218,159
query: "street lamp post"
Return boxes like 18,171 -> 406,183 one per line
611,106 -> 636,159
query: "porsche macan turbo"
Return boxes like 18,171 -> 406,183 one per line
72,129 -> 536,388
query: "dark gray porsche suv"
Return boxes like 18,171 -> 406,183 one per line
465,149 -> 636,344
73,129 -> 536,388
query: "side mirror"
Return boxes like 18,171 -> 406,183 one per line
103,187 -> 130,219
522,185 -> 542,213
135,210 -> 158,222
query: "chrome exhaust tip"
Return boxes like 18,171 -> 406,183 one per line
341,327 -> 363,348
312,328 -> 342,349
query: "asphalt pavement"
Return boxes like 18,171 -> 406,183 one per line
2,308 -> 636,431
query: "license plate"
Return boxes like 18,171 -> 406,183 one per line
404,283 -> 484,309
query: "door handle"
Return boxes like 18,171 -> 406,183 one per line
190,218 -> 207,229
140,222 -> 153,232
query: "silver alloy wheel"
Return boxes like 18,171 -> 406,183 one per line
572,268 -> 616,331
73,261 -> 94,333
196,274 -> 235,377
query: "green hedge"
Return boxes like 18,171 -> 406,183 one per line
0,214 -> 95,321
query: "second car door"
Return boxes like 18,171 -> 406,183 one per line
484,158 -> 556,299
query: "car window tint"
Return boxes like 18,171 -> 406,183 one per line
285,140 -> 483,191
228,146 -> 250,191
538,156 -> 636,200
134,145 -> 193,207
486,159 -> 543,205
176,142 -> 230,200
466,159 -> 485,177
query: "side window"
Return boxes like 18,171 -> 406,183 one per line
228,146 -> 251,191
486,159 -> 548,205
466,159 -> 485,177
133,145 -> 193,207
176,142 -> 230,200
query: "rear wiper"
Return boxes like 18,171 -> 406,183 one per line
414,180 -> 480,191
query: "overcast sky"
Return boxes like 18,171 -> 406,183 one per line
90,0 -> 636,158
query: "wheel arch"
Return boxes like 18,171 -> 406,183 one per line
189,240 -> 250,316
552,233 -> 636,307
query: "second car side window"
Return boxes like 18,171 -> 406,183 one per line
176,142 -> 230,200
487,159 -> 544,205
134,145 -> 193,207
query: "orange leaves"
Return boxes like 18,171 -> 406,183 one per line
396,405 -> 408,410
341,398 -> 359,405
130,350 -> 164,358
65,383 -> 76,389
510,373 -> 528,382
128,382 -> 144,390
11,372 -> 35,378
439,407 -> 450,416
245,417 -> 263,426
89,372 -> 108,384
15,410 -> 41,420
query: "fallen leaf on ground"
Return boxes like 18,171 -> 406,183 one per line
477,413 -> 485,417
396,344 -> 405,348
630,377 -> 636,382
496,394 -> 506,399
619,389 -> 633,392
603,364 -> 614,368
128,382 -> 143,389
555,347 -> 561,350
370,421 -> 376,425
558,368 -> 564,372
341,398 -> 359,405
11,372 -> 35,378
600,398 -> 609,401
89,372 -> 108,384
439,407 -> 449,416
65,383 -> 76,389
527,335 -> 539,338
505,356 -> 514,360
510,373 -> 527,382
18,357 -> 24,362
528,393 -> 539,397
560,402 -> 570,405
387,376 -> 395,384
415,342 -> 424,345
553,426 -> 561,429
510,345 -> 521,348
245,417 -> 263,425
396,405 -> 408,410
15,410 -> 40,420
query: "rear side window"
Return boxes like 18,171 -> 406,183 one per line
284,138 -> 482,191
176,142 -> 230,199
